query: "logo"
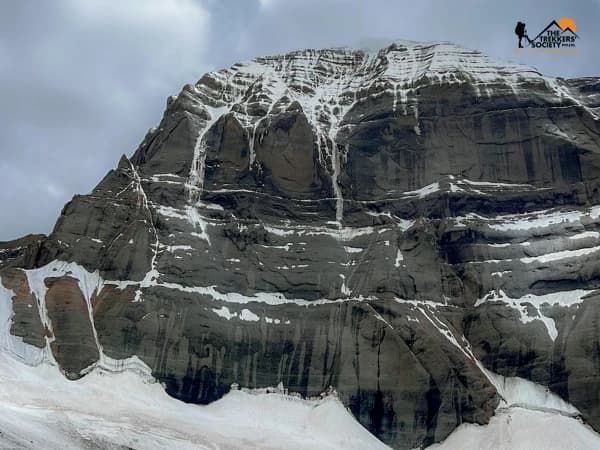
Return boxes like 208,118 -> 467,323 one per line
514,18 -> 578,53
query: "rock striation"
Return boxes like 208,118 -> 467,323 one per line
1,40 -> 600,449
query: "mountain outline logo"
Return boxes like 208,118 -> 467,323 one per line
515,17 -> 578,52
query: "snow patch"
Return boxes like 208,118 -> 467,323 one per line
485,369 -> 578,415
475,289 -> 595,340
340,274 -> 352,296
394,249 -> 404,267
185,205 -> 211,244
404,182 -> 440,198
427,407 -> 599,450
520,245 -> 600,264
570,231 -> 600,240
343,246 -> 363,253
239,309 -> 260,322
212,305 -> 236,320
429,369 -> 594,450
212,306 -> 260,322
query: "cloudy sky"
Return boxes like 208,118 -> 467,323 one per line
1,0 -> 599,240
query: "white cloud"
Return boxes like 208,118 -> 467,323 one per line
0,0 -> 212,240
63,0 -> 211,79
45,182 -> 66,199
258,0 -> 276,9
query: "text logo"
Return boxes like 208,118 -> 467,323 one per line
515,18 -> 578,53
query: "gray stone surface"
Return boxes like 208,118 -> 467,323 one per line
45,276 -> 99,378
0,268 -> 47,348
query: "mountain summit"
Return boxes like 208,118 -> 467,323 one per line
1,41 -> 600,449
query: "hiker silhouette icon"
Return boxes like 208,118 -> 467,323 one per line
515,21 -> 532,48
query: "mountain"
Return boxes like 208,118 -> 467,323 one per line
530,20 -> 563,42
562,27 -> 579,38
1,40 -> 600,449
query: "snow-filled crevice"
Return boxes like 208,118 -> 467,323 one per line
187,103 -> 232,200
2,260 -> 158,377
128,160 -> 161,302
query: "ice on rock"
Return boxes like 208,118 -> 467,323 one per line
428,369 -> 595,450
485,369 -> 579,415
212,306 -> 236,320
180,41 -> 549,226
475,289 -> 596,341
394,249 -> 404,267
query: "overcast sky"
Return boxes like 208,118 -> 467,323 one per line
1,0 -> 599,240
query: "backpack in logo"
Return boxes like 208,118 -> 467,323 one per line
515,22 -> 525,35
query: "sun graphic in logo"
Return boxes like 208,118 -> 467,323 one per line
557,17 -> 576,32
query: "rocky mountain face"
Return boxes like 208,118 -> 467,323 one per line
1,40 -> 600,449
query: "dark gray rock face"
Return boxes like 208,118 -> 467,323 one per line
0,234 -> 45,270
0,268 -> 47,348
44,276 -> 99,378
1,41 -> 600,449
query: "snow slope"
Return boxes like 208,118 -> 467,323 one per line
427,408 -> 600,450
427,370 -> 600,450
0,352 -> 390,450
